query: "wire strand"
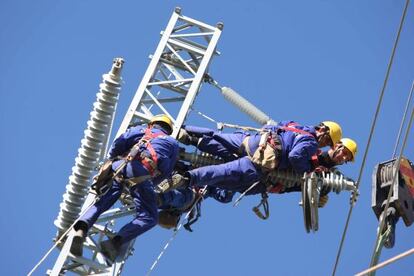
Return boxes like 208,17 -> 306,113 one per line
369,106 -> 414,268
356,247 -> 414,276
146,186 -> 208,276
331,1 -> 410,274
27,197 -> 99,276
392,81 -> 414,158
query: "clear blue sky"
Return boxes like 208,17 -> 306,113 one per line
1,1 -> 413,275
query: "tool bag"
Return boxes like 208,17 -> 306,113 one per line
91,159 -> 114,195
241,131 -> 282,171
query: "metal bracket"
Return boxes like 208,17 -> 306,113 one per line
301,172 -> 319,233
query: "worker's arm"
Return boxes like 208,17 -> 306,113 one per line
288,137 -> 318,174
107,126 -> 145,159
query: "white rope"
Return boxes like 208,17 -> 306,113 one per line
191,107 -> 218,124
27,197 -> 99,276
146,186 -> 208,276
356,247 -> 414,276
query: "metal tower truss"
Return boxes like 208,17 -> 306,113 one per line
49,7 -> 222,276
116,6 -> 223,138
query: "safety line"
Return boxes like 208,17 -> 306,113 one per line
392,81 -> 414,158
27,197 -> 99,276
146,186 -> 208,276
369,106 -> 414,268
191,107 -> 218,124
331,1 -> 410,274
356,247 -> 414,276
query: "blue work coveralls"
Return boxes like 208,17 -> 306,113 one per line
79,125 -> 179,244
158,186 -> 234,210
185,121 -> 318,193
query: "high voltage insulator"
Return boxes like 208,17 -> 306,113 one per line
221,87 -> 275,125
180,150 -> 223,168
320,171 -> 356,193
266,169 -> 357,193
267,169 -> 302,189
54,58 -> 124,233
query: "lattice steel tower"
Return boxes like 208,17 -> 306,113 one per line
49,7 -> 223,275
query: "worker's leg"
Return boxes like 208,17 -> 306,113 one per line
187,156 -> 261,192
71,180 -> 122,256
78,179 -> 123,229
116,181 -> 159,244
158,187 -> 195,209
184,126 -> 247,160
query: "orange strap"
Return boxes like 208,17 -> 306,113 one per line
280,126 -> 313,137
136,127 -> 165,177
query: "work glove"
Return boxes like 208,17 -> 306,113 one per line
314,165 -> 329,174
178,128 -> 199,146
177,128 -> 191,144
318,195 -> 329,208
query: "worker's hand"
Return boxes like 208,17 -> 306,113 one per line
177,128 -> 191,145
318,195 -> 329,208
314,166 -> 329,174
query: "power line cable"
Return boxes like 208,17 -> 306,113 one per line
356,247 -> 414,276
392,81 -> 414,158
331,1 -> 410,274
369,105 -> 414,269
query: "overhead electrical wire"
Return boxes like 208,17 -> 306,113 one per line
392,81 -> 414,158
356,247 -> 414,276
331,0 -> 411,274
369,104 -> 414,269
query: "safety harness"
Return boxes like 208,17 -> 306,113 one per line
158,187 -> 205,232
239,123 -> 316,220
92,126 -> 166,194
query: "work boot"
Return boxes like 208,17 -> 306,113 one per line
100,236 -> 122,262
70,228 -> 87,257
156,173 -> 190,193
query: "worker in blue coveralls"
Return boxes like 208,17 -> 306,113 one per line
156,134 -> 356,229
162,120 -> 343,194
70,114 -> 179,261
154,121 -> 344,229
158,136 -> 357,207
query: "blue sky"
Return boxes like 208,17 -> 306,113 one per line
1,1 -> 413,275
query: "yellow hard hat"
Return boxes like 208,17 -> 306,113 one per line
150,114 -> 173,134
340,138 -> 357,162
322,121 -> 342,145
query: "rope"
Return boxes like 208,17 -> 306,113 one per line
331,1 -> 410,274
369,106 -> 414,268
369,224 -> 392,274
146,185 -> 208,276
392,81 -> 414,158
191,107 -> 218,124
355,247 -> 414,276
191,107 -> 263,133
27,197 -> 99,276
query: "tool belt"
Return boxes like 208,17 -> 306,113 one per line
91,159 -> 115,195
91,157 -> 156,195
137,151 -> 161,178
241,132 -> 282,171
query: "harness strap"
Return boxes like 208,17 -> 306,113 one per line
252,192 -> 270,220
280,126 -> 314,137
134,127 -> 165,177
121,175 -> 152,187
